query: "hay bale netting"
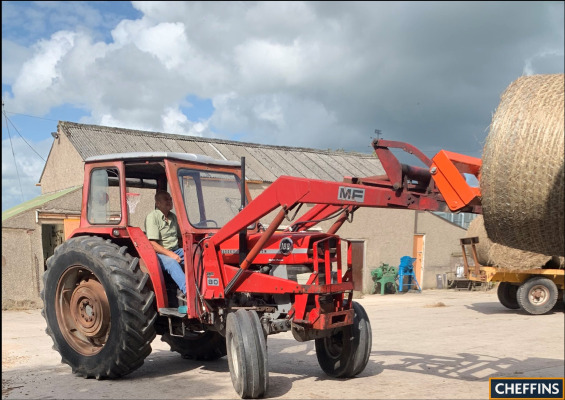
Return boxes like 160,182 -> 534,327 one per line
481,74 -> 564,257
466,215 -> 554,270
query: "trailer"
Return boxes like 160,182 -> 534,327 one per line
460,237 -> 564,315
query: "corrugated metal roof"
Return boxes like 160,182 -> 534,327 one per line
2,186 -> 82,222
59,121 -> 384,183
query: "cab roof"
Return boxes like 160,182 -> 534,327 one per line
85,152 -> 241,167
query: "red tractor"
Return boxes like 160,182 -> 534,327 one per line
41,140 -> 481,398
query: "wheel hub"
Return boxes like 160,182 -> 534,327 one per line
55,267 -> 111,355
529,285 -> 549,305
324,331 -> 344,358
70,280 -> 109,338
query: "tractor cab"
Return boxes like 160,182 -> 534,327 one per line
79,151 -> 251,232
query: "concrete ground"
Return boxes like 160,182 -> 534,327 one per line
2,289 -> 564,399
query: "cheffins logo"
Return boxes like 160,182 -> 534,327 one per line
489,378 -> 564,399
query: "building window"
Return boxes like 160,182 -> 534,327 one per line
432,212 -> 478,230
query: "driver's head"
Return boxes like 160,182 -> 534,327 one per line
155,191 -> 173,214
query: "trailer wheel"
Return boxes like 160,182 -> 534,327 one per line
161,331 -> 226,361
41,236 -> 157,379
315,301 -> 372,378
225,309 -> 268,398
497,282 -> 520,309
516,277 -> 558,315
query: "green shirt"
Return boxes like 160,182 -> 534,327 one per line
145,209 -> 180,251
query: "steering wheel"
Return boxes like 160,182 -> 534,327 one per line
195,219 -> 219,228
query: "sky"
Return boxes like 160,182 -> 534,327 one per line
2,1 -> 564,212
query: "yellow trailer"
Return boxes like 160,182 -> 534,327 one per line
460,237 -> 564,315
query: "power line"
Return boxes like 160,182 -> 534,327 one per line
3,110 -> 59,122
2,111 -> 46,162
2,102 -> 25,203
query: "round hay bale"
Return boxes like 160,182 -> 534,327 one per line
481,74 -> 564,257
465,215 -> 554,270
465,216 -> 492,265
487,243 -> 552,270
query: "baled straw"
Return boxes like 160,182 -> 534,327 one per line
481,74 -> 564,256
488,243 -> 552,270
465,215 -> 553,270
465,216 -> 491,265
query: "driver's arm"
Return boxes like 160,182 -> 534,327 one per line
148,240 -> 182,263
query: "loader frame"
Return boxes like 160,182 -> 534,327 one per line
68,140 -> 484,332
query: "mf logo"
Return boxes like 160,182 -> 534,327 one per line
338,186 -> 365,203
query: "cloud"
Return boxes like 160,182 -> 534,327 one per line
7,31 -> 77,115
161,106 -> 209,136
1,1 -> 564,210
1,39 -> 33,85
523,50 -> 565,76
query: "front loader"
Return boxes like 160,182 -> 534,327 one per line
41,139 -> 482,398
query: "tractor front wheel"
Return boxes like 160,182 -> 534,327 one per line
225,309 -> 268,398
315,301 -> 372,378
41,236 -> 157,379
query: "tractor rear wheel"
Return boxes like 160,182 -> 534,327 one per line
497,282 -> 520,309
516,276 -> 558,315
315,301 -> 372,378
226,309 -> 268,398
41,236 -> 157,379
161,330 -> 226,361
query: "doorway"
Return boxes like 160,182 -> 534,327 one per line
41,224 -> 64,271
413,234 -> 425,285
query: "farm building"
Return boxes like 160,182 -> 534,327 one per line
2,121 -> 470,308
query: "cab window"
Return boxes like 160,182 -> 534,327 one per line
87,168 -> 121,224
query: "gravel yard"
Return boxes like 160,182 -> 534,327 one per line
2,289 -> 564,399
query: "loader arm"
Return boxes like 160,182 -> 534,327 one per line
372,139 -> 482,212
287,140 -> 482,232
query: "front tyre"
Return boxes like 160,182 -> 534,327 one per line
315,301 -> 372,378
41,236 -> 157,379
226,309 -> 268,398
